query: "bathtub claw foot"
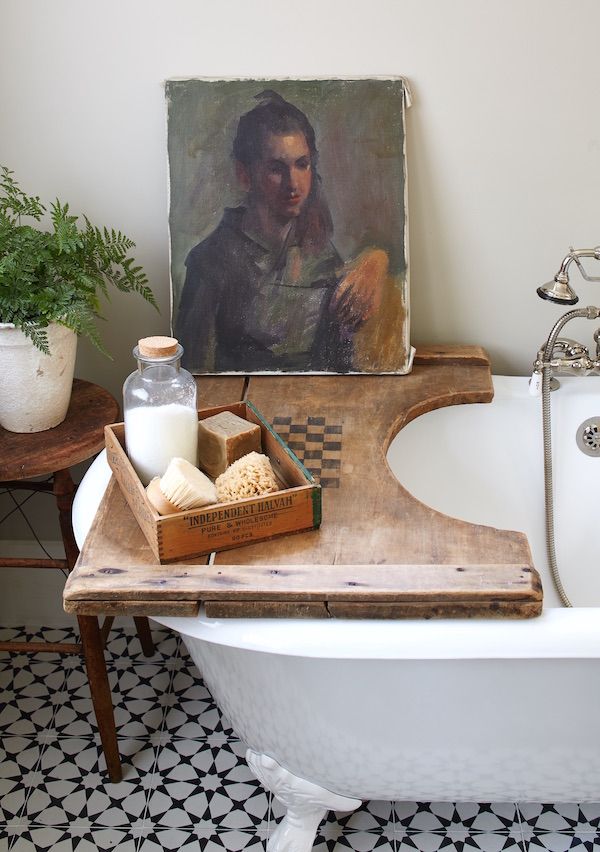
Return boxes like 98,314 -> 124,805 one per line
246,749 -> 361,852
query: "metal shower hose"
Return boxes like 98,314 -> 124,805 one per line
541,363 -> 572,607
539,305 -> 600,607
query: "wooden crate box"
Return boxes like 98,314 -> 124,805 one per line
105,401 -> 321,563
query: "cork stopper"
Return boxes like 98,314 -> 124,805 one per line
138,336 -> 179,358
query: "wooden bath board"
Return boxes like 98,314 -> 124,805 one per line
64,347 -> 542,620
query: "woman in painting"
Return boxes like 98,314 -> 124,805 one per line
175,90 -> 388,373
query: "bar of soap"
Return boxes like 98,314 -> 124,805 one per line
197,411 -> 261,478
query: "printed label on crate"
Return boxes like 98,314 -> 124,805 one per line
185,494 -> 296,544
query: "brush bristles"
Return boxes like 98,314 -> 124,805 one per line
160,458 -> 217,510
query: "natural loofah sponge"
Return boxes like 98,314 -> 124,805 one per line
215,452 -> 279,503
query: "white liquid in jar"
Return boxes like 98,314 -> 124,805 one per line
125,403 -> 198,486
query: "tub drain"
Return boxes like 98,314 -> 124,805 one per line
576,418 -> 600,456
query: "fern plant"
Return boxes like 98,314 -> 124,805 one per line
0,166 -> 158,354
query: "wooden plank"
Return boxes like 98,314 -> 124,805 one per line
64,598 -> 199,616
205,599 -> 542,619
213,362 -> 503,569
63,352 -> 544,619
0,641 -> 83,654
66,534 -> 540,602
72,477 -> 163,570
413,345 -> 490,366
196,376 -> 247,407
205,601 -> 330,619
105,425 -> 161,560
0,558 -> 68,570
327,600 -> 543,619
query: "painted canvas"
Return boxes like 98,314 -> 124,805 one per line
166,78 -> 412,374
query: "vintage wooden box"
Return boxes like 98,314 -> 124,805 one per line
105,401 -> 321,564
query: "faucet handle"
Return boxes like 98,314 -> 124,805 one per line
594,328 -> 600,360
551,337 -> 589,360
529,370 -> 543,396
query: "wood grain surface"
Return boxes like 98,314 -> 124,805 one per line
64,354 -> 543,618
0,379 -> 119,480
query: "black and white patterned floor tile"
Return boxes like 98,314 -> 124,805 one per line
0,626 -> 29,648
524,834 -> 600,850
3,626 -> 600,851
313,833 -> 395,852
52,661 -> 171,739
6,826 -> 141,851
1,625 -> 79,654
145,739 -> 269,832
0,737 -> 43,825
269,801 -> 397,848
137,828 -> 268,852
518,806 -> 600,835
0,657 -> 66,738
295,801 -> 395,836
333,801 -> 395,834
395,804 -> 521,834
101,622 -> 181,666
24,627 -> 81,662
162,663 -> 234,740
23,738 -> 156,828
395,834 -> 524,851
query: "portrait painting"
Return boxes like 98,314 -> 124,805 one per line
166,77 -> 412,375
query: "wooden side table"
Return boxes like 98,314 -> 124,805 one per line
0,378 -> 152,782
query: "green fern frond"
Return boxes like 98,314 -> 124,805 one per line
19,322 -> 50,354
1,166 -> 158,353
0,166 -> 45,224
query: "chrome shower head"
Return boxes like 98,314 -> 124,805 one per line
538,247 -> 600,305
537,273 -> 578,305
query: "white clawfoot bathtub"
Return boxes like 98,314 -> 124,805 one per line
73,376 -> 600,850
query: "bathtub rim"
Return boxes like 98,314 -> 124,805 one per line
152,606 -> 600,661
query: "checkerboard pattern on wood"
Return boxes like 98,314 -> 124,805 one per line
271,416 -> 343,488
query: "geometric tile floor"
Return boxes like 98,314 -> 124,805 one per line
1,622 -> 600,851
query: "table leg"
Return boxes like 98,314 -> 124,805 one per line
77,614 -> 122,783
134,616 -> 155,657
53,468 -> 79,571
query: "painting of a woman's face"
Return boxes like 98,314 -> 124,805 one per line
242,130 -> 312,223
168,77 -> 410,375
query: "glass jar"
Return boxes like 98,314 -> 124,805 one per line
123,336 -> 198,485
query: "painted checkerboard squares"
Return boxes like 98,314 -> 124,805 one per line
272,416 -> 342,488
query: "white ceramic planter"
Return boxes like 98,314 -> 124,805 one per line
0,322 -> 77,433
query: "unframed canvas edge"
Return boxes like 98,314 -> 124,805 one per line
163,76 -> 414,375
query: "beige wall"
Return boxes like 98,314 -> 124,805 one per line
3,0 -> 600,393
2,0 -> 600,574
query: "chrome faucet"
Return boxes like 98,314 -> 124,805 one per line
530,246 -> 600,393
532,307 -> 600,388
537,337 -> 590,366
537,246 -> 600,305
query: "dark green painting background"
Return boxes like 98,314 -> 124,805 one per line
166,78 -> 407,324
